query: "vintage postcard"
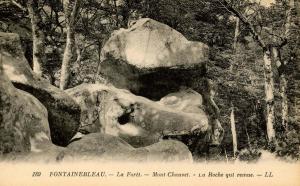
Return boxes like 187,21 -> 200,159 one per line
0,0 -> 299,185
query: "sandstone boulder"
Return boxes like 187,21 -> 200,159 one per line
143,140 -> 193,162
160,89 -> 224,146
0,59 -> 52,156
101,18 -> 209,68
98,18 -> 209,100
62,133 -> 145,162
0,32 -> 81,146
62,133 -> 193,162
66,84 -> 213,148
3,143 -> 65,163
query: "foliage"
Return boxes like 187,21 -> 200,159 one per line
237,148 -> 262,162
275,122 -> 300,160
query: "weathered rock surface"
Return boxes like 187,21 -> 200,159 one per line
62,133 -> 145,162
0,32 -> 81,146
98,18 -> 209,100
101,18 -> 209,68
3,143 -> 65,163
143,140 -> 193,162
159,89 -> 205,114
0,59 -> 52,155
66,84 -> 213,148
62,133 -> 193,162
159,89 -> 224,147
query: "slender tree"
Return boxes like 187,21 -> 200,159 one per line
27,0 -> 47,78
230,103 -> 238,158
230,17 -> 240,73
219,0 -> 276,142
218,0 -> 295,142
230,16 -> 239,157
60,0 -> 81,90
278,0 -> 295,130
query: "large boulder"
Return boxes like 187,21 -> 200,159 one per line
66,84 -> 223,148
63,133 -> 144,162
98,18 -> 209,100
0,32 -> 81,146
0,59 -> 53,156
62,133 -> 193,162
101,18 -> 209,68
143,139 -> 193,162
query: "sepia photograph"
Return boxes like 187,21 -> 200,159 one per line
0,0 -> 299,185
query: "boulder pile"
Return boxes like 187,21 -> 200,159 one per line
0,18 -> 223,162
98,18 -> 209,100
66,84 -> 210,148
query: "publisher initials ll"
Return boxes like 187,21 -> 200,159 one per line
265,172 -> 273,177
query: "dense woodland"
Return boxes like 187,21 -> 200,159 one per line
0,0 -> 299,162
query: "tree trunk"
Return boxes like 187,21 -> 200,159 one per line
284,0 -> 294,37
230,17 -> 239,73
94,40 -> 103,82
286,0 -> 300,126
230,104 -> 238,158
59,0 -> 80,90
27,0 -> 47,77
121,7 -> 130,28
60,25 -> 75,90
272,47 -> 289,130
276,0 -> 296,130
75,43 -> 83,65
233,17 -> 239,51
113,0 -> 120,27
263,48 -> 276,142
291,0 -> 300,124
280,74 -> 288,129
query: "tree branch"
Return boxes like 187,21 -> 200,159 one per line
217,0 -> 267,49
281,0 -> 294,47
0,0 -> 26,12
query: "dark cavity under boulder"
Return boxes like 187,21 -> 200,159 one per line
98,56 -> 207,100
